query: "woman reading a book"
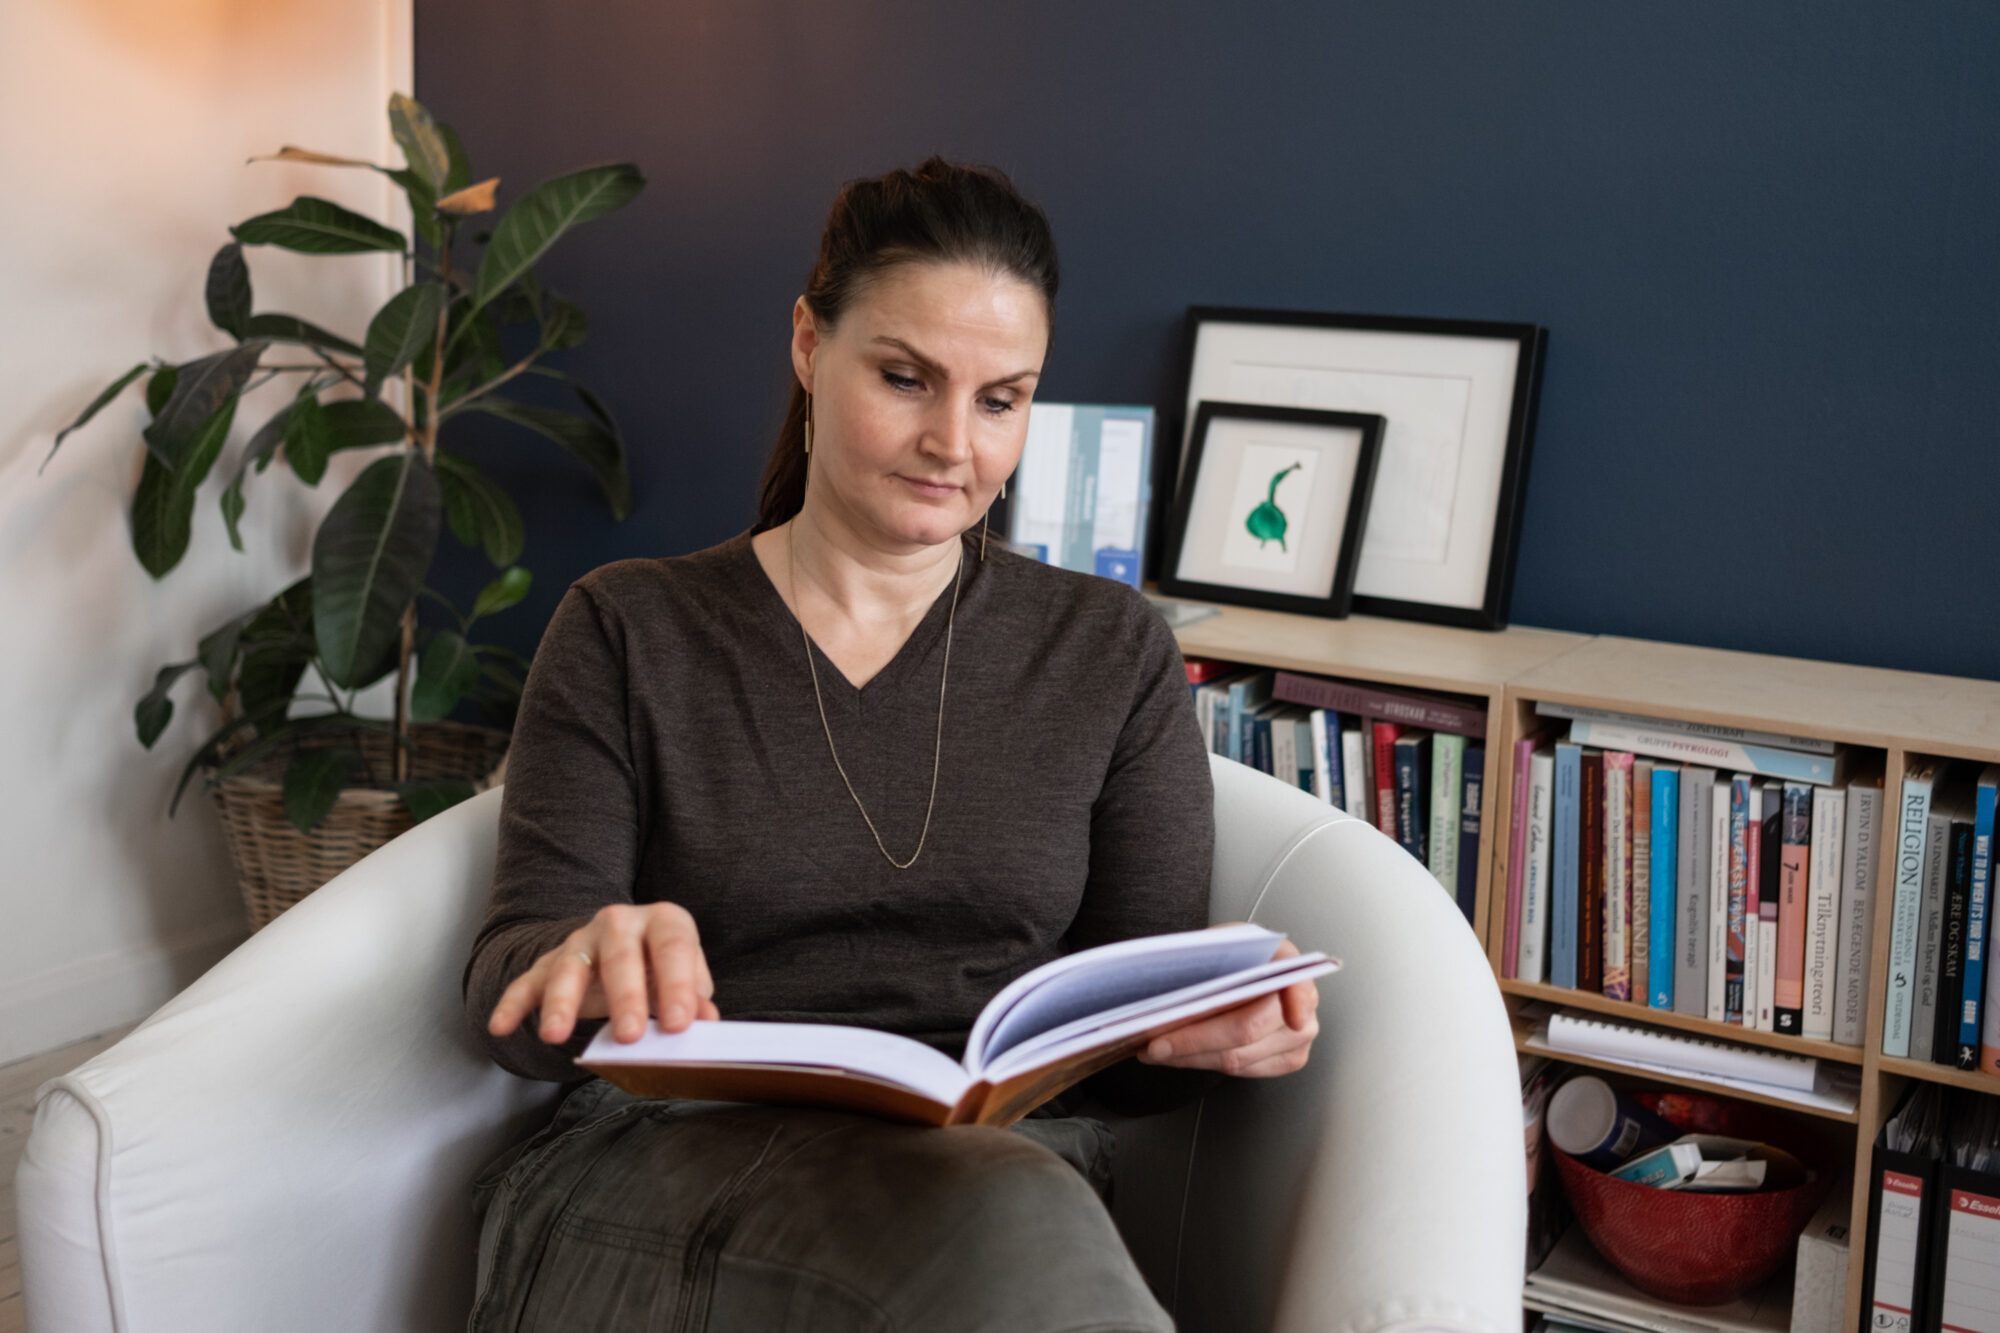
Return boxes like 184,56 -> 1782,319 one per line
462,157 -> 1321,1332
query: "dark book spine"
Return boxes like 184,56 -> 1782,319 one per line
1457,746 -> 1485,927
1775,782 -> 1811,1035
1271,670 -> 1487,738
1940,822 -> 1974,1066
1581,752 -> 1605,995
1393,737 -> 1429,863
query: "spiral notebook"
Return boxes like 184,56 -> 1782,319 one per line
1524,1010 -> 1861,1114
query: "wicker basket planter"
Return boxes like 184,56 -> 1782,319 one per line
209,720 -> 510,930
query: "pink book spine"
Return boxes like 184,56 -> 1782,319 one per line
1502,734 -> 1537,978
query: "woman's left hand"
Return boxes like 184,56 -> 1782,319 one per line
1136,938 -> 1320,1077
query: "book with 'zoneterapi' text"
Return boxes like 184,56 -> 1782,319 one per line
578,924 -> 1336,1128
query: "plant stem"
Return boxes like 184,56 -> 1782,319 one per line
392,605 -> 415,781
438,349 -> 539,418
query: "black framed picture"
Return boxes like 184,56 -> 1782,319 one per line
1157,401 -> 1383,618
1157,307 -> 1547,631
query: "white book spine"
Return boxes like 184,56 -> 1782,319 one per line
1309,710 -> 1331,803
1834,782 -> 1881,1046
1804,786 -> 1846,1041
1741,785 -> 1761,1031
1518,751 -> 1556,984
1272,720 -> 1295,789
1708,782 -> 1730,1022
1340,728 -> 1369,820
1884,765 -> 1937,1056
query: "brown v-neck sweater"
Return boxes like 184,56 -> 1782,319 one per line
462,529 -> 1216,1087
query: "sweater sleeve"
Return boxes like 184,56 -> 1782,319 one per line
1065,596 -> 1223,1114
461,582 -> 643,1082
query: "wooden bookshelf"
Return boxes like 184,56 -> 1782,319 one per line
1168,601 -> 2000,1333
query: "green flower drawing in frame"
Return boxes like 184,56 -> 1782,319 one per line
1245,461 -> 1303,551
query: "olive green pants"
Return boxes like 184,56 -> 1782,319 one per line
469,1079 -> 1173,1332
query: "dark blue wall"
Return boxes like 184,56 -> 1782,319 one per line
416,1 -> 2000,681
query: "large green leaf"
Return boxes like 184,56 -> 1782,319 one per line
311,452 -> 441,686
540,296 -> 588,351
470,566 -> 532,622
197,606 -> 260,702
393,779 -> 477,823
438,122 -> 472,193
237,579 -> 314,724
233,196 -> 405,254
42,362 -> 147,472
146,366 -> 178,416
205,243 -> 252,338
238,400 -> 296,480
219,477 -> 246,551
411,629 -> 478,721
388,93 -> 450,192
243,313 -> 364,359
283,392 -> 331,484
462,397 -> 630,519
134,660 -> 199,748
282,746 -> 363,833
386,167 -> 441,250
285,398 -> 405,485
471,164 -> 644,313
434,449 -> 524,565
131,397 -> 238,578
143,341 -> 264,471
364,282 -> 444,396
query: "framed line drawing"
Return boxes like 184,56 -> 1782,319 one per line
1157,401 -> 1383,618
1161,307 -> 1547,630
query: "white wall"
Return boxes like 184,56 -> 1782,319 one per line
0,1 -> 413,1064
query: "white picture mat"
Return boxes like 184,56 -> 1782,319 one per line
1175,416 -> 1362,599
1182,322 -> 1521,610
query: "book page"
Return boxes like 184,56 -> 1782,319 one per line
579,1020 -> 971,1108
965,923 -> 1282,1068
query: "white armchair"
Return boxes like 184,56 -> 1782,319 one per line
18,755 -> 1524,1332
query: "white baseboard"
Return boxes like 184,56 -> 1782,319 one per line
0,917 -> 248,1067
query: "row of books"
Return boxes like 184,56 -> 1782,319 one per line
1865,1083 -> 2000,1333
1499,703 -> 1883,1047
1883,761 -> 2000,1071
1184,661 -> 1486,922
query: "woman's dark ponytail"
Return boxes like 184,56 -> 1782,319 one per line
754,157 -> 1059,533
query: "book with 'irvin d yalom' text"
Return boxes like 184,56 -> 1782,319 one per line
579,924 -> 1336,1128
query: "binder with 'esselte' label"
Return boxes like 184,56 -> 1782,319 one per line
1864,1132 -> 1939,1333
1923,1164 -> 2000,1333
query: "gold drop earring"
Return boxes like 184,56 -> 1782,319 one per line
802,393 -> 813,456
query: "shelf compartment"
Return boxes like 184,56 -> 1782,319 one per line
1502,978 -> 1866,1066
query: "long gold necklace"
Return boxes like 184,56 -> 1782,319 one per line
788,524 -> 960,870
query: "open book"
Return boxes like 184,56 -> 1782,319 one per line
579,923 -> 1337,1127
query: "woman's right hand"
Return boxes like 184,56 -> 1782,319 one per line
487,902 -> 719,1047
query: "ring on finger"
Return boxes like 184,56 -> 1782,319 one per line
573,950 -> 593,968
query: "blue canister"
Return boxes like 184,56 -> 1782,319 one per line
1545,1075 -> 1681,1170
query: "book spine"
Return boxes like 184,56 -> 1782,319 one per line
1503,734 -> 1538,979
1962,772 -> 1995,1067
1553,743 -> 1582,988
1758,782 -> 1783,1033
1604,753 -> 1633,1001
1727,775 -> 1750,1025
1835,780 -> 1881,1047
1775,781 -> 1812,1034
1457,746 -> 1484,927
1228,673 -> 1274,765
1935,822 -> 1972,1066
1707,781 -> 1729,1022
1565,719 -> 1845,786
1520,750 -> 1556,984
1580,751 -> 1605,995
1913,813 -> 1950,1063
1805,785 -> 1845,1043
1297,717 -> 1316,792
1309,710 -> 1330,802
1632,759 -> 1653,1007
1532,700 -> 1838,755
1676,769 -> 1712,1018
1746,787 -> 1768,1030
1341,726 -> 1369,821
1428,732 -> 1466,894
1887,771 -> 1933,1055
1271,670 -> 1487,737
1393,737 -> 1428,864
1372,721 -> 1401,835
1649,766 -> 1678,1009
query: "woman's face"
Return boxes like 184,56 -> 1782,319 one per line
791,260 -> 1048,554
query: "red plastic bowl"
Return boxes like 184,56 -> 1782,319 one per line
1550,1101 -> 1830,1305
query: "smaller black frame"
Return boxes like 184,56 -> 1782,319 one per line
1157,401 -> 1383,619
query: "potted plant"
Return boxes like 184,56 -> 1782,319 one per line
46,93 -> 642,927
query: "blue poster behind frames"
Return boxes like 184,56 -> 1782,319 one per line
1009,403 -> 1154,589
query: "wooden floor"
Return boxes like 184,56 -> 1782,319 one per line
0,1026 -> 136,1333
